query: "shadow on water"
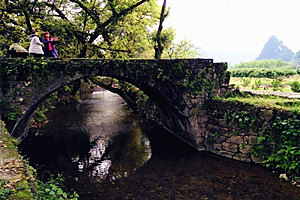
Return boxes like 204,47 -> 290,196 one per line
19,119 -> 152,184
18,91 -> 300,200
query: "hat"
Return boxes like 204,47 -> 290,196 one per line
43,31 -> 50,36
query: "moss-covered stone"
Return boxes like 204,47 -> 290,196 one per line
0,119 -> 34,199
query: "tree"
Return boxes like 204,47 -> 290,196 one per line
163,39 -> 199,59
0,0 -> 161,58
154,0 -> 168,59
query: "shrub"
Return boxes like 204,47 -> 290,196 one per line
253,115 -> 300,175
271,79 -> 282,91
229,68 -> 297,79
291,81 -> 300,93
34,175 -> 79,200
252,80 -> 262,90
0,180 -> 14,199
241,78 -> 251,88
233,60 -> 291,69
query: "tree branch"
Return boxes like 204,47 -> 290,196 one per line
89,0 -> 149,44
44,2 -> 71,22
91,44 -> 130,53
69,0 -> 101,26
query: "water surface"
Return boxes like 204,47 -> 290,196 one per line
19,91 -> 300,200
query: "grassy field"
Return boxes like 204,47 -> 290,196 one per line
229,75 -> 300,93
220,94 -> 300,113
227,74 -> 300,113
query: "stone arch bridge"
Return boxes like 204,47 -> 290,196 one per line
0,58 -> 229,149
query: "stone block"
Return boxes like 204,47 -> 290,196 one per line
213,144 -> 222,150
247,129 -> 256,136
226,136 -> 243,144
239,144 -> 252,154
221,142 -> 238,152
219,119 -> 227,127
216,136 -> 225,144
197,117 -> 207,124
258,109 -> 273,121
243,136 -> 258,145
219,150 -> 234,159
194,137 -> 205,146
207,124 -> 220,132
251,155 -> 263,164
232,153 -> 251,162
262,121 -> 271,129
191,128 -> 206,137
257,131 -> 263,136
197,110 -> 207,116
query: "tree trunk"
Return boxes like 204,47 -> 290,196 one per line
155,0 -> 167,59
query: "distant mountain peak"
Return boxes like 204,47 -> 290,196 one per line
292,51 -> 300,67
256,35 -> 294,61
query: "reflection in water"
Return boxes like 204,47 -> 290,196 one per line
19,90 -> 300,200
76,126 -> 151,182
19,91 -> 152,183
104,127 -> 151,181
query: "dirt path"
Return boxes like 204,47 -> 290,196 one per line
241,89 -> 300,98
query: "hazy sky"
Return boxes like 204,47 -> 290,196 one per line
159,0 -> 300,65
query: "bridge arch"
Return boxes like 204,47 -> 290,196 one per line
0,58 -> 229,148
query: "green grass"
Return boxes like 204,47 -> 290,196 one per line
230,75 -> 300,92
221,94 -> 300,113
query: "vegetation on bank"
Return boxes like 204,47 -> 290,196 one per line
232,59 -> 295,69
230,76 -> 300,93
229,68 -> 300,79
217,91 -> 300,183
228,60 -> 300,93
229,59 -> 299,79
254,115 -> 299,176
222,92 -> 300,113
0,120 -> 79,200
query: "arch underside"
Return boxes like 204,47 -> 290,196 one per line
11,73 -> 194,146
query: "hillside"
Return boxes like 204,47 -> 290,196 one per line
292,51 -> 300,67
256,35 -> 295,62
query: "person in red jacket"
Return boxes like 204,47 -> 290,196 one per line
42,31 -> 58,58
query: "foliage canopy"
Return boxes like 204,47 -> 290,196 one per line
0,0 -> 199,59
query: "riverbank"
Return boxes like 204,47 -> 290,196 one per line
0,119 -> 79,200
0,119 -> 34,199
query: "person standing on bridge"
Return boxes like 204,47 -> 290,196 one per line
8,39 -> 28,58
28,30 -> 44,58
42,31 -> 58,58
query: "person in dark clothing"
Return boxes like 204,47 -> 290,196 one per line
42,31 -> 58,58
8,39 -> 28,58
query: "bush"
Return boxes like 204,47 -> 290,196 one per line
229,68 -> 297,79
252,80 -> 262,90
241,78 -> 251,88
291,81 -> 300,92
34,175 -> 79,200
0,180 -> 14,199
253,115 -> 300,175
271,79 -> 282,91
233,59 -> 292,69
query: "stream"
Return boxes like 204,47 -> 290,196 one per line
19,90 -> 300,200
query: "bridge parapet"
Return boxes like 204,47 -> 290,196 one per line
0,58 -> 229,148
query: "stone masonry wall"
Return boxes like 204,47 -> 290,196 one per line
200,99 -> 299,163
